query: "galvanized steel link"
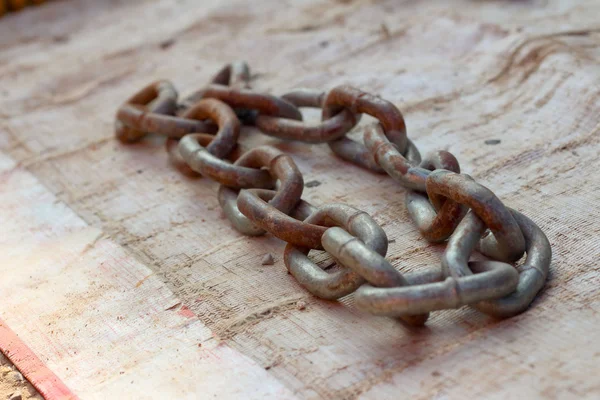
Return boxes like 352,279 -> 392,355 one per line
363,123 -> 429,191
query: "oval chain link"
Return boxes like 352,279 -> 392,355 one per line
442,209 -> 551,317
283,204 -> 387,300
116,81 -> 217,141
405,150 -> 467,243
255,89 -> 359,143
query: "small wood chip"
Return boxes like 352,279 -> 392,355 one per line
159,38 -> 176,49
380,23 -> 391,39
261,254 -> 274,265
296,300 -> 307,310
485,139 -> 501,145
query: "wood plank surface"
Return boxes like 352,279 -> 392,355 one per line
0,0 -> 599,398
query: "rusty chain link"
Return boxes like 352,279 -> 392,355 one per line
115,61 -> 552,326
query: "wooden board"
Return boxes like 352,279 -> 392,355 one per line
1,0 -> 599,398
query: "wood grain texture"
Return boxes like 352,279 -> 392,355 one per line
0,153 -> 297,399
0,0 -> 599,399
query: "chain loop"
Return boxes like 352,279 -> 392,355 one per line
178,135 -> 273,189
443,209 -> 551,317
179,99 -> 240,158
219,187 -> 316,236
180,62 -> 255,124
237,189 -> 327,248
255,89 -> 359,142
218,146 -> 304,235
116,81 -> 217,141
406,150 -> 467,243
426,171 -> 526,262
323,85 -> 408,172
284,204 -> 387,300
363,123 -> 428,190
320,226 -> 429,326
116,80 -> 177,142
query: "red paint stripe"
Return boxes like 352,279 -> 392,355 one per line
0,318 -> 78,400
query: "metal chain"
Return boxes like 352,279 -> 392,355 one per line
115,61 -> 552,326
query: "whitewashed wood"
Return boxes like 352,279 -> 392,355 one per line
0,153 -> 298,399
1,0 -> 599,399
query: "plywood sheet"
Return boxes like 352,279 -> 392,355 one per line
0,0 -> 599,398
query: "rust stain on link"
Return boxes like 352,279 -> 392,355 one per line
219,188 -> 317,237
115,80 -> 177,142
406,150 -> 468,243
116,80 -> 218,141
255,89 -> 359,143
216,146 -> 304,236
364,123 -> 429,191
419,151 -> 460,173
237,189 -> 327,249
179,98 -> 240,159
190,84 -> 303,121
234,146 -> 304,214
322,85 -> 408,172
427,171 -> 526,262
443,209 -> 551,318
6,0 -> 27,12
